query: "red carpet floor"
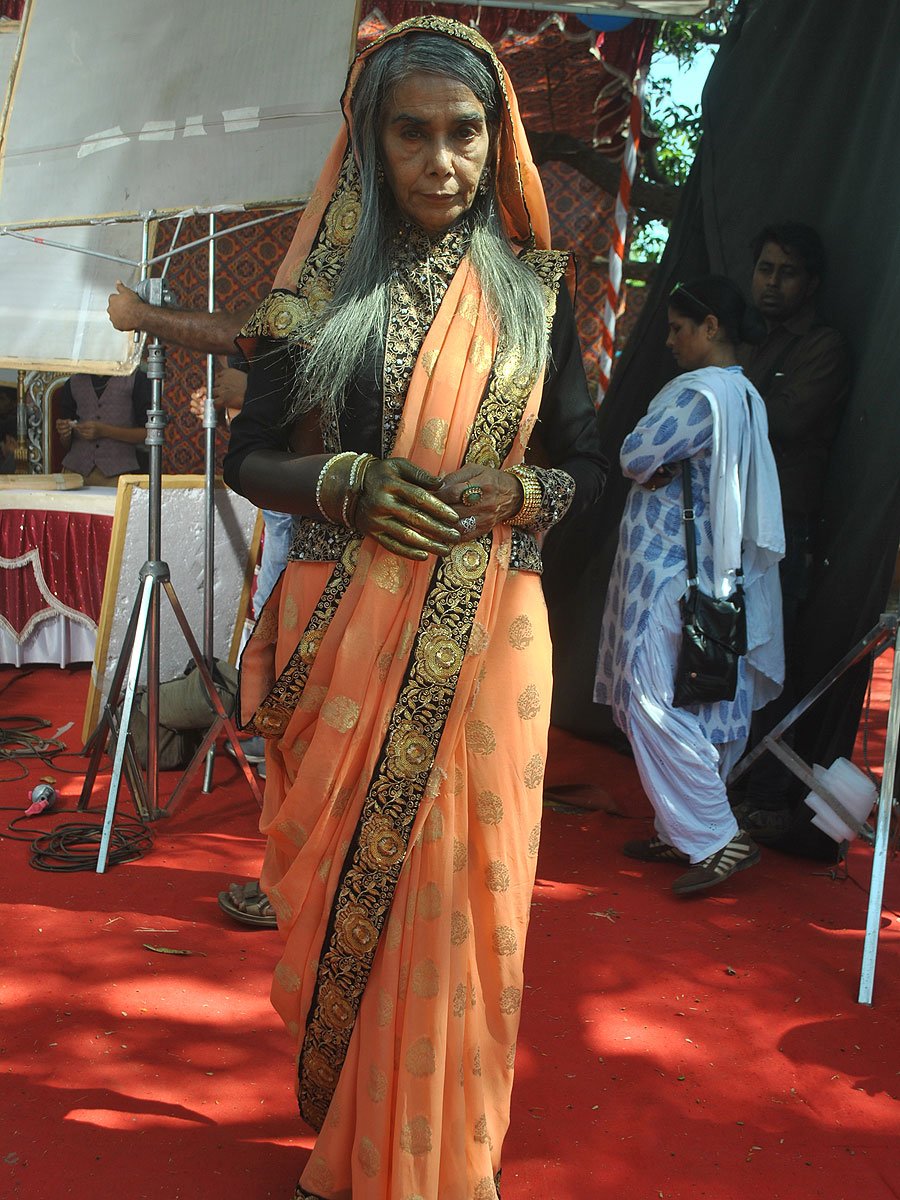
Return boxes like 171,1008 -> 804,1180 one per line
1,658 -> 898,1200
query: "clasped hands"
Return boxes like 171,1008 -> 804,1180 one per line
354,458 -> 525,562
55,418 -> 104,441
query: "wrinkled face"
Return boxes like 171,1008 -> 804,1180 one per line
380,71 -> 491,236
750,240 -> 818,322
666,307 -> 715,371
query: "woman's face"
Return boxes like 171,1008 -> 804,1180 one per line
379,71 -> 491,236
666,307 -> 715,371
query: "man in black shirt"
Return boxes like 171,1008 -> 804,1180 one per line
735,222 -> 851,839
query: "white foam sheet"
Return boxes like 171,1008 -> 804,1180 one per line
90,479 -> 258,728
0,0 -> 357,225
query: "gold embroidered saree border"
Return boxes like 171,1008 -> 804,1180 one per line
296,250 -> 569,1131
244,538 -> 361,739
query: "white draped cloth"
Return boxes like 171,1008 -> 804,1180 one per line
594,365 -> 785,861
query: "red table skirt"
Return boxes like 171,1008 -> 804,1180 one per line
0,508 -> 113,641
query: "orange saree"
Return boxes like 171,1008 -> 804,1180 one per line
237,17 -> 566,1200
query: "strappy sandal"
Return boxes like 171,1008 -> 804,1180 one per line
217,879 -> 277,928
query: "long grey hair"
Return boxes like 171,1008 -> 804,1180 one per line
291,33 -> 550,427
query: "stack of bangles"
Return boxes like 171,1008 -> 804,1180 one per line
504,463 -> 542,526
315,451 -> 376,529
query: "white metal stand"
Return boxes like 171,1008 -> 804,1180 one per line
729,614 -> 899,1004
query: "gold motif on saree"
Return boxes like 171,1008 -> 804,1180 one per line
400,1115 -> 433,1156
412,958 -> 440,998
445,540 -> 489,585
450,910 -> 470,945
508,613 -> 535,649
367,1063 -> 388,1102
467,621 -> 489,657
276,818 -> 309,848
318,981 -> 356,1032
486,861 -> 511,892
453,837 -> 468,871
388,721 -> 435,779
335,903 -> 379,957
299,627 -> 323,664
320,695 -> 360,733
241,291 -> 307,340
371,554 -> 407,594
499,986 -> 522,1014
474,1114 -> 493,1147
467,435 -> 501,468
254,609 -> 278,644
476,790 -> 503,825
376,987 -> 394,1025
299,683 -> 327,713
524,753 -> 545,788
275,961 -> 302,992
405,1036 -> 437,1078
493,926 -> 518,956
423,805 -> 444,841
517,683 -> 541,720
466,718 -> 497,756
282,593 -> 299,631
528,821 -> 541,857
418,627 -> 464,684
325,193 -> 361,246
359,816 -> 405,870
468,333 -> 493,375
420,416 -> 449,451
417,882 -> 443,921
453,983 -> 467,1017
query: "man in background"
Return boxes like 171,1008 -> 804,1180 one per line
55,369 -> 151,485
734,222 -> 851,843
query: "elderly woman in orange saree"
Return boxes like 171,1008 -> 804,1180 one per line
223,16 -> 606,1200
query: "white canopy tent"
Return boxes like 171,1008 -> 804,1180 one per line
0,0 -> 358,370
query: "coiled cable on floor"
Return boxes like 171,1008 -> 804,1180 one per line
26,817 -> 154,872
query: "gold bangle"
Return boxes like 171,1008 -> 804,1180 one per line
504,463 -> 542,526
316,451 -> 354,521
341,452 -> 376,528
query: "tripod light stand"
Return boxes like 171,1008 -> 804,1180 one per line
78,221 -> 262,873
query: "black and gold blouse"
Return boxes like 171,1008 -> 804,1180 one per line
223,222 -> 606,573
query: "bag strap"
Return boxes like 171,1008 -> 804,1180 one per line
680,459 -> 699,587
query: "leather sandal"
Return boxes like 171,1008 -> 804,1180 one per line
217,879 -> 277,928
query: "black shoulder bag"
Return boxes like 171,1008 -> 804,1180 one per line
672,458 -> 747,708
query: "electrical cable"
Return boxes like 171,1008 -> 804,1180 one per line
2,709 -> 154,871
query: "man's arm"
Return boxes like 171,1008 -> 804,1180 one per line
107,282 -> 255,356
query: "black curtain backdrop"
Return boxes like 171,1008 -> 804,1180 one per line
546,0 -> 900,817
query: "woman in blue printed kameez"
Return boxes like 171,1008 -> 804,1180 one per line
595,277 -> 785,895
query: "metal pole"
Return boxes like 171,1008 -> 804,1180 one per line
857,619 -> 900,1004
202,212 -> 217,792
141,214 -> 163,818
15,369 -> 28,473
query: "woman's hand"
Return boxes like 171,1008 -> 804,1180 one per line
435,464 -> 523,540
355,458 -> 462,561
643,466 -> 676,491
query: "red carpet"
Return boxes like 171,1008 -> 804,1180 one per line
1,657 -> 897,1200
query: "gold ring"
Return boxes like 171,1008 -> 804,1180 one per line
461,485 -> 483,507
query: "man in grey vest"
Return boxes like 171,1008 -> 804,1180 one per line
56,370 -> 151,486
